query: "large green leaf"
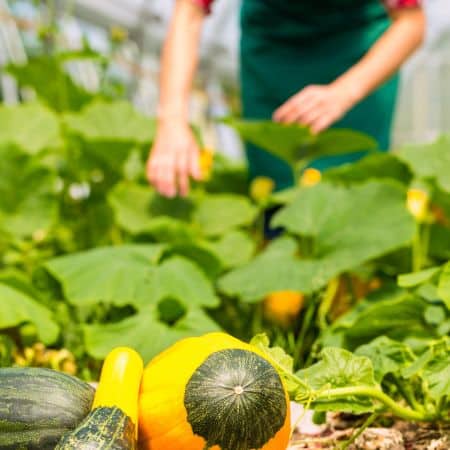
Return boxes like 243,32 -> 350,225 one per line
323,294 -> 435,350
355,337 -> 415,383
65,100 -> 155,144
0,146 -> 58,237
0,283 -> 59,344
163,243 -> 224,280
422,346 -> 450,400
204,154 -> 248,195
7,56 -> 93,112
193,194 -> 258,237
398,267 -> 442,288
219,237 -> 333,302
437,262 -> 450,309
0,103 -> 61,154
84,307 -> 220,363
324,153 -> 412,185
273,181 -> 415,273
108,182 -> 196,239
221,182 -> 415,301
143,257 -> 220,310
44,245 -> 166,307
224,118 -> 377,166
429,225 -> 450,261
296,348 -> 377,413
398,136 -> 450,193
207,230 -> 256,269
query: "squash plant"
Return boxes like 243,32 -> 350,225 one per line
252,334 -> 449,423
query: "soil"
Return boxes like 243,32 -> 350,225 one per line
288,412 -> 449,450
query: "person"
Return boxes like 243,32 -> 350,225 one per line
147,0 -> 425,197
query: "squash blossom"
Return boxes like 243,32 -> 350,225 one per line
264,291 -> 305,326
199,149 -> 214,181
300,168 -> 321,187
407,188 -> 429,222
110,25 -> 128,43
250,176 -> 275,202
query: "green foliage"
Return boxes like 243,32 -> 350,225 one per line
398,267 -> 442,288
193,194 -> 258,237
220,182 -> 415,302
64,100 -> 155,144
0,283 -> 58,344
355,336 -> 415,383
7,56 -> 94,112
321,291 -> 441,350
324,153 -> 412,185
224,118 -> 378,168
108,182 -> 196,237
438,262 -> 450,308
0,103 -> 61,154
398,136 -> 450,193
297,348 -> 377,414
44,245 -> 166,307
84,308 -> 220,363
0,146 -> 58,237
254,334 -> 448,421
206,230 -> 256,269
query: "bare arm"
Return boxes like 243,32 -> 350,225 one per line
147,0 -> 206,197
274,7 -> 426,134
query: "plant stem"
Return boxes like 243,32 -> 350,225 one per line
318,277 -> 340,330
412,222 -> 425,272
317,386 -> 436,422
339,412 -> 379,450
294,298 -> 316,367
395,379 -> 425,413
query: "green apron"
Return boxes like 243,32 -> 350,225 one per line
240,0 -> 399,190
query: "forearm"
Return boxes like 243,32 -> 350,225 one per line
333,8 -> 426,102
158,0 -> 205,122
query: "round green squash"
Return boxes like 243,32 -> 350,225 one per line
0,367 -> 95,450
139,332 -> 291,450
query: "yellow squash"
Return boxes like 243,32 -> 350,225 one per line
93,347 -> 144,436
139,332 -> 291,450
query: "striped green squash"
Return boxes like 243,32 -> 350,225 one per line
0,367 -> 94,450
56,407 -> 135,450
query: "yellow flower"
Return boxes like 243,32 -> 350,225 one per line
407,188 -> 429,222
250,176 -> 275,202
300,168 -> 321,187
110,25 -> 128,43
263,291 -> 305,326
199,149 -> 214,181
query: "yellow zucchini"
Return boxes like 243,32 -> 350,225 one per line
93,347 -> 144,437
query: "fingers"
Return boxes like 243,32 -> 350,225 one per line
176,146 -> 190,197
146,139 -> 200,198
273,86 -> 320,124
148,151 -> 177,197
189,147 -> 201,181
273,84 -> 348,133
310,115 -> 333,135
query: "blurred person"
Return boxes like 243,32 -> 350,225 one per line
147,0 -> 425,197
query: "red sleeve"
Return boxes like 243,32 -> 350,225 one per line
383,0 -> 422,8
190,0 -> 214,14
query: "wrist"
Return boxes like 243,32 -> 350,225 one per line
332,76 -> 366,107
156,104 -> 189,124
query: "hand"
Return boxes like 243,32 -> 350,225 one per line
146,120 -> 201,198
273,83 -> 358,134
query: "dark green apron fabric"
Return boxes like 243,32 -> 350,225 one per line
240,0 -> 399,190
